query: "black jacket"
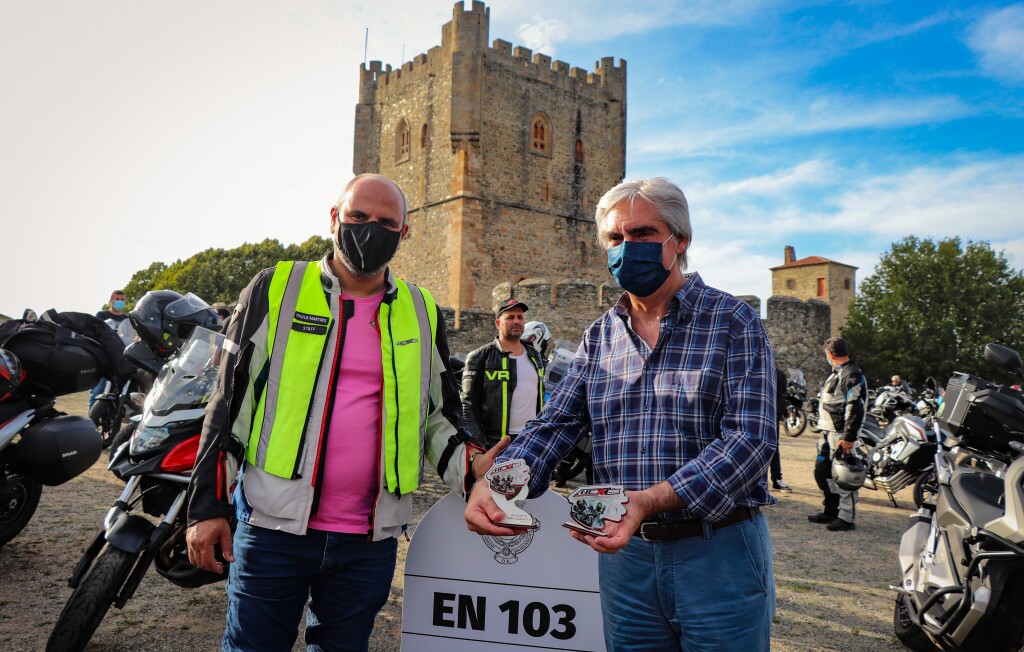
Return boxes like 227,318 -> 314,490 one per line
461,340 -> 544,448
818,361 -> 867,441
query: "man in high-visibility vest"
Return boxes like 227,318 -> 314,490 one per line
185,174 -> 505,651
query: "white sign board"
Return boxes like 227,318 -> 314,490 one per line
402,490 -> 606,651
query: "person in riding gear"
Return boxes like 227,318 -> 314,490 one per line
809,337 -> 867,532
461,300 -> 545,448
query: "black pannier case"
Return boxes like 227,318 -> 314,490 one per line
0,323 -> 104,396
940,372 -> 1024,453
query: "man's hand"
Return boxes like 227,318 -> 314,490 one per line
186,517 -> 234,574
471,436 -> 512,480
837,439 -> 855,455
464,480 -> 530,537
566,489 -> 651,554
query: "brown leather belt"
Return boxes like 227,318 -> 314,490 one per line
634,506 -> 760,542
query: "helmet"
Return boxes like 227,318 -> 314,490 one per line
0,349 -> 26,401
129,291 -> 220,357
154,525 -> 231,589
831,451 -> 867,491
522,321 -> 551,353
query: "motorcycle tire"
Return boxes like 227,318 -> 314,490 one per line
0,471 -> 43,548
46,546 -> 137,652
912,470 -> 938,510
781,409 -> 807,437
554,452 -> 591,486
892,596 -> 936,651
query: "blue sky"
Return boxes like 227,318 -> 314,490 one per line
2,0 -> 1022,318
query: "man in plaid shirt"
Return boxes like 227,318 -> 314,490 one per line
466,177 -> 778,651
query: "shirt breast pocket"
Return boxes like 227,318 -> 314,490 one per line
657,369 -> 719,411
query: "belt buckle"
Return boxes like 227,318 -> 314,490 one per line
637,521 -> 657,542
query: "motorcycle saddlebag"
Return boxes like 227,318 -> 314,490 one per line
0,320 -> 107,396
940,372 -> 1024,453
14,415 -> 101,485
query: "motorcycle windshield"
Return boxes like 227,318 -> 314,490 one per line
144,326 -> 225,417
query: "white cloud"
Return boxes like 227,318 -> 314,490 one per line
697,160 -> 832,200
515,17 -> 570,56
967,4 -> 1024,84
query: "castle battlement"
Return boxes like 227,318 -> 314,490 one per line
358,1 -> 625,102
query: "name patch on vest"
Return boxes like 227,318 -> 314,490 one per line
294,311 -> 329,325
396,338 -> 418,346
292,322 -> 328,335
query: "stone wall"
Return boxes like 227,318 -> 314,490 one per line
763,296 -> 832,391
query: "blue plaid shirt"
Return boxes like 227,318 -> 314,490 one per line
500,273 -> 778,522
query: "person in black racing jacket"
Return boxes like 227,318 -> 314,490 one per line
461,298 -> 545,448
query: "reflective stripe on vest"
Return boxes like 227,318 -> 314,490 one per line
247,261 -> 332,477
380,279 -> 437,495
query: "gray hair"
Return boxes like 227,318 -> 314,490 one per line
335,173 -> 409,227
594,177 -> 692,270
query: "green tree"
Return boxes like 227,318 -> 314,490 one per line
843,236 -> 1024,388
121,237 -> 332,306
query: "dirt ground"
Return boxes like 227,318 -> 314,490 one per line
0,392 -> 915,651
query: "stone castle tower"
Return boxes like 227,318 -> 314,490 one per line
353,1 -> 626,324
770,245 -> 857,338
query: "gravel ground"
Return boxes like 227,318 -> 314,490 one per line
0,393 -> 915,651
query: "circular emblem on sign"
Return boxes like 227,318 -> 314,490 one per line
481,516 -> 539,565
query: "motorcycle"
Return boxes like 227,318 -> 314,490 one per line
781,371 -> 809,437
856,413 -> 937,508
545,341 -> 593,486
48,293 -> 225,652
0,314 -> 118,548
88,374 -> 147,449
871,385 -> 918,426
893,343 -> 1024,651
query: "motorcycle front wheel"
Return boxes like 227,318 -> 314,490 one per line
912,470 -> 938,510
0,470 -> 43,547
781,409 -> 807,437
893,596 -> 936,651
46,546 -> 137,652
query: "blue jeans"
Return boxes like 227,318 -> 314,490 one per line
223,521 -> 398,652
599,511 -> 774,651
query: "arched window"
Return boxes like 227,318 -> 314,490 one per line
421,123 -> 430,148
530,112 -> 551,155
575,139 -> 584,163
395,118 -> 410,162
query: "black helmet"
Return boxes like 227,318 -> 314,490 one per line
0,349 -> 26,401
14,415 -> 102,485
154,524 -> 231,589
831,451 -> 867,491
129,291 -> 220,357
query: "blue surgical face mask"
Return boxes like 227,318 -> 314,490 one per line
607,235 -> 675,297
112,300 -> 126,311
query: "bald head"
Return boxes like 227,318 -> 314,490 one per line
336,174 -> 408,228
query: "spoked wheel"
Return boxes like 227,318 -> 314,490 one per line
893,596 -> 937,651
46,546 -> 137,652
913,470 -> 939,510
781,409 -> 807,437
0,466 -> 43,548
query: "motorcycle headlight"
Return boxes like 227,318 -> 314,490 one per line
131,424 -> 173,456
872,451 -> 883,462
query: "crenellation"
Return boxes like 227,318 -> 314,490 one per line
553,60 -> 570,75
513,46 -> 532,61
570,67 -> 586,79
533,53 -> 552,68
492,39 -> 511,55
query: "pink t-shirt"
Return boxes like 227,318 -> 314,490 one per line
307,291 -> 384,533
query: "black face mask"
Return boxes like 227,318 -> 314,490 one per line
335,221 -> 402,274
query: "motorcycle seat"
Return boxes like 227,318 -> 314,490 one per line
949,468 -> 1005,527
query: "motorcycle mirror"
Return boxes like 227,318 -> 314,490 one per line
925,376 -> 937,391
984,343 -> 1023,380
125,341 -> 164,376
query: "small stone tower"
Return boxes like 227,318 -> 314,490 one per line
353,1 -> 627,323
770,245 -> 857,338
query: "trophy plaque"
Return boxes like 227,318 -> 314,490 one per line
484,458 -> 538,529
562,485 -> 629,537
